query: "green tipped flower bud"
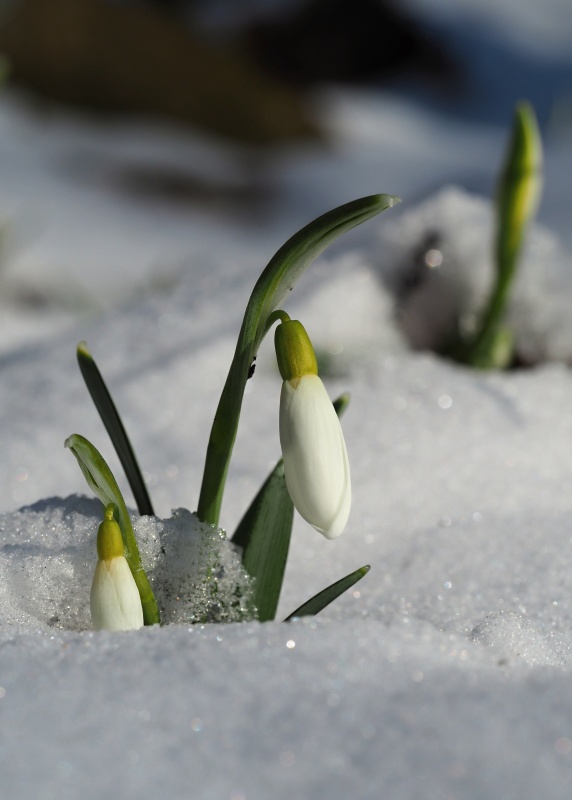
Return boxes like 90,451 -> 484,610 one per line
274,320 -> 318,384
91,504 -> 143,632
275,318 -> 351,539
96,505 -> 124,561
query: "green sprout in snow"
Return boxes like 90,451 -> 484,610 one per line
444,101 -> 543,369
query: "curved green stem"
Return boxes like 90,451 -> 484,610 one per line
196,194 -> 399,526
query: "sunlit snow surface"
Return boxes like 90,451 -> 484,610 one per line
4,241 -> 572,797
2,4 -> 572,795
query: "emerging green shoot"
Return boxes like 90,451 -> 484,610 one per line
447,101 -> 542,368
65,433 -> 160,625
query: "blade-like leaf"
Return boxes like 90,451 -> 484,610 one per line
231,459 -> 293,622
65,433 -> 160,625
77,341 -> 154,516
284,565 -> 370,620
197,194 -> 399,526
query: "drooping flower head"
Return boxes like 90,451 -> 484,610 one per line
275,318 -> 351,539
90,504 -> 144,631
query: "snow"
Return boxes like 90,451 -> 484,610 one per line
3,210 -> 572,797
2,2 -> 572,797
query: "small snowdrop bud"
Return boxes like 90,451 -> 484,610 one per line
496,101 -> 542,268
90,504 -> 144,632
275,318 -> 351,539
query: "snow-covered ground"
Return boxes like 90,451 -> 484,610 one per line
2,2 -> 572,798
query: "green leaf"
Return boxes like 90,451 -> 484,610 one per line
284,565 -> 370,620
77,341 -> 154,517
197,194 -> 399,526
65,433 -> 160,625
231,459 -> 293,622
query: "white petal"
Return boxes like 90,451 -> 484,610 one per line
90,556 -> 144,631
280,374 -> 351,539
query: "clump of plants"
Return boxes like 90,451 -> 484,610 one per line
66,194 -> 399,630
64,99 -> 540,631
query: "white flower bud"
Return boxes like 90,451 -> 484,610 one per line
279,373 -> 351,539
90,506 -> 144,631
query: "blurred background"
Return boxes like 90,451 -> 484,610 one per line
0,0 -> 571,349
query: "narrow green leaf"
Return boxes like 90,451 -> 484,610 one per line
197,194 -> 399,526
231,459 -> 293,622
284,565 -> 370,620
77,341 -> 154,516
457,102 -> 542,369
230,393 -> 350,621
65,433 -> 160,625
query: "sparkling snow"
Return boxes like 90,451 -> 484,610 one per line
2,2 -> 572,798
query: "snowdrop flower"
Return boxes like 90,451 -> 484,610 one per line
90,504 -> 144,631
275,317 -> 351,539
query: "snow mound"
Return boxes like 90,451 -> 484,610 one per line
0,495 -> 254,634
470,611 -> 563,667
138,507 -> 255,626
373,186 -> 572,363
